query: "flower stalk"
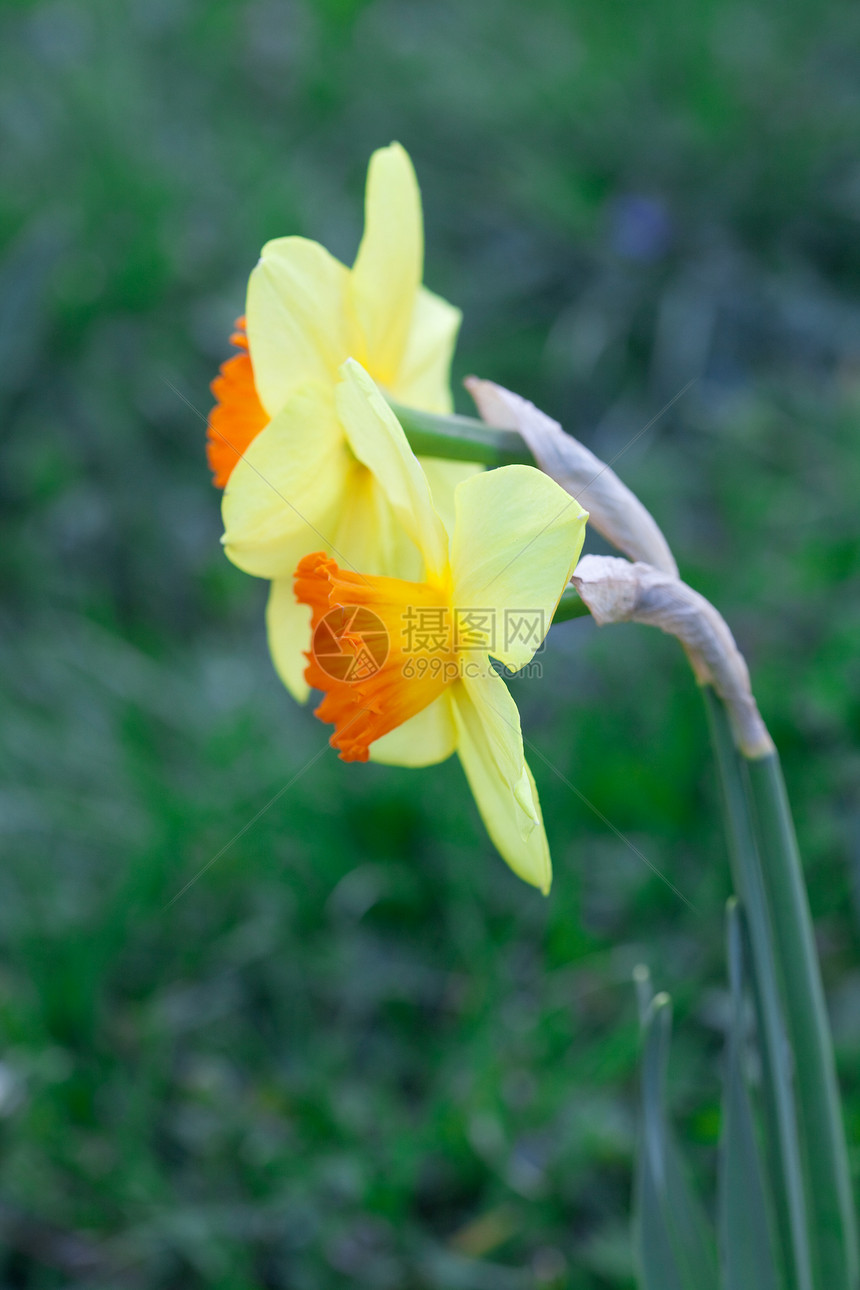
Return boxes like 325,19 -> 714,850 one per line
552,586 -> 591,624
571,557 -> 858,1290
745,749 -> 859,1290
570,553 -> 857,1290
704,688 -> 813,1290
389,399 -> 532,467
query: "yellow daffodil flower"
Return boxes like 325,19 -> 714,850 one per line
209,143 -> 477,702
294,360 -> 588,892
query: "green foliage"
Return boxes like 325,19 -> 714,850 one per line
1,0 -> 860,1286
718,902 -> 778,1290
633,975 -> 718,1290
704,689 -> 815,1290
633,911 -> 777,1290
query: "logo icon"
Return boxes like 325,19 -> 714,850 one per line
312,606 -> 389,682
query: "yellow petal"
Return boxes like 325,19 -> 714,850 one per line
221,382 -> 349,579
327,459 -> 422,582
335,359 -> 449,581
450,670 -> 551,893
266,578 -> 311,703
449,465 -> 587,672
369,692 -> 457,767
393,286 -> 461,414
419,457 -> 483,537
246,236 -> 350,417
350,143 -> 422,386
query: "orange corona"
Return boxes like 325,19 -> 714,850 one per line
207,317 -> 268,488
295,552 -> 457,762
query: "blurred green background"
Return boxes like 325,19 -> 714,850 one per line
2,0 -> 860,1285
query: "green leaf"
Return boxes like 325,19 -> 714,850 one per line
718,899 -> 780,1290
633,979 -> 718,1290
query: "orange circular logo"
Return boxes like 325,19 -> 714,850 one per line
311,605 -> 389,682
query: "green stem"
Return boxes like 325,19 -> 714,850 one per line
389,400 -> 533,467
745,753 -> 859,1290
552,587 -> 591,624
704,687 -> 813,1290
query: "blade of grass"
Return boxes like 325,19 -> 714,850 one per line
719,898 -> 780,1290
634,981 -> 718,1290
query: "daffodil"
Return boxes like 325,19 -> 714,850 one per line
293,361 -> 587,892
208,143 -> 477,701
